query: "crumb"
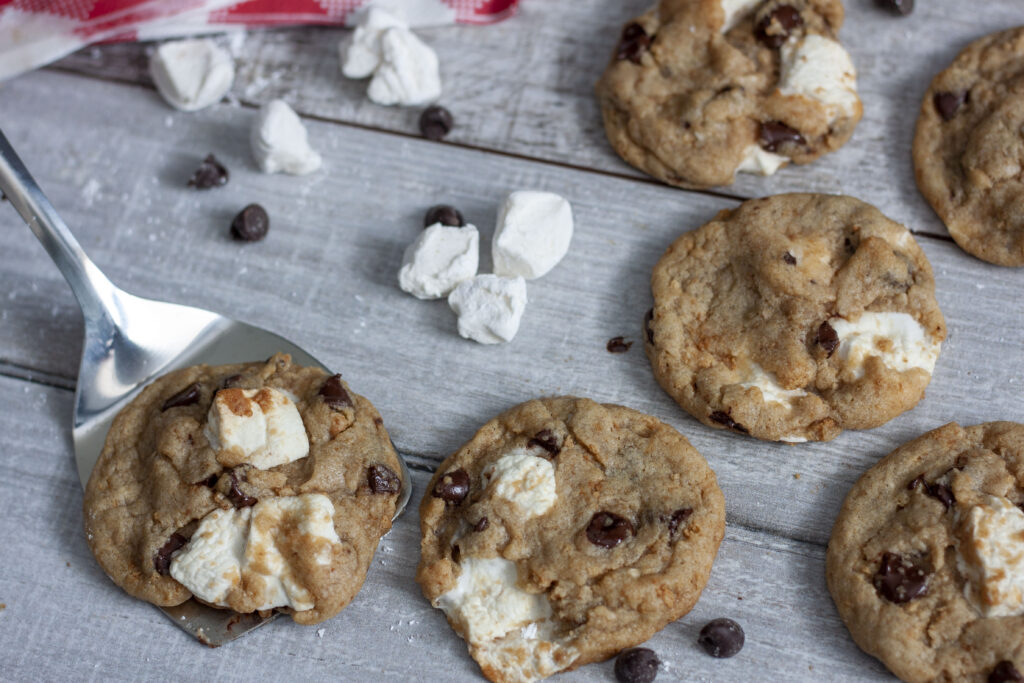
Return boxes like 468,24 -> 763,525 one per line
316,628 -> 325,639
793,473 -> 801,480
66,561 -> 71,567
0,603 -> 6,610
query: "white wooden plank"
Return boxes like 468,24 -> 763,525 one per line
1,70 -> 1022,552
0,375 -> 888,682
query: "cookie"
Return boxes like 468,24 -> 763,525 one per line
83,353 -> 403,625
416,397 -> 725,683
913,27 -> 1024,267
595,0 -> 862,189
645,193 -> 946,442
827,422 -> 1024,682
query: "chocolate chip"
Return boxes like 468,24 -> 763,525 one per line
433,469 -> 470,505
153,533 -> 187,575
528,429 -> 561,456
161,382 -> 201,411
990,661 -> 1024,683
755,5 -> 803,48
221,374 -> 243,389
783,251 -> 797,265
614,647 -> 661,683
586,512 -> 634,549
424,204 -> 465,228
709,410 -> 749,434
934,91 -> 967,121
226,471 -> 257,508
607,336 -> 633,353
644,308 -> 655,344
667,508 -> 693,537
419,105 -> 454,141
616,22 -> 651,64
199,473 -> 220,488
873,552 -> 929,603
759,121 -> 805,152
187,154 -> 229,189
368,465 -> 400,494
698,618 -> 745,658
908,474 -> 956,510
319,374 -> 353,410
230,204 -> 269,242
817,321 -> 839,357
875,0 -> 914,16
473,517 -> 489,532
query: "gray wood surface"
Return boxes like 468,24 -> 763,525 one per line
1,1 -> 1023,680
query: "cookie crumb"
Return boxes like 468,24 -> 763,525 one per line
793,473 -> 801,480
317,628 -> 325,638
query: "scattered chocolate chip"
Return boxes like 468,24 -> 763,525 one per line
221,374 -> 243,389
319,374 -> 353,410
934,91 -> 967,121
908,474 -> 956,510
644,308 -> 655,344
990,661 -> 1024,683
586,512 -> 634,549
873,552 -> 929,603
473,517 -> 489,532
783,251 -> 797,265
528,429 -> 561,456
607,336 -> 633,353
667,508 -> 693,537
759,121 -> 805,152
419,105 -> 454,141
226,471 -> 257,508
709,411 -> 749,434
875,0 -> 914,16
614,647 -> 661,683
230,204 -> 269,242
368,465 -> 401,494
433,469 -> 470,505
616,22 -> 651,64
755,5 -> 803,48
161,382 -> 201,411
816,321 -> 839,357
187,154 -> 229,189
154,533 -> 188,575
698,618 -> 745,658
424,204 -> 465,228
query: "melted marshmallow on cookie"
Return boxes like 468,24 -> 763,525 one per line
204,387 -> 309,469
955,495 -> 1024,617
830,312 -> 941,380
481,448 -> 558,518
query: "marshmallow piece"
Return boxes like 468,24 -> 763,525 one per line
492,191 -> 574,280
955,495 -> 1024,617
251,99 -> 322,175
149,38 -> 235,112
778,35 -> 859,121
398,223 -> 479,299
448,274 -> 528,345
737,363 -> 808,406
721,0 -> 763,31
481,448 -> 557,518
340,7 -> 406,79
829,312 -> 941,381
367,26 -> 442,106
736,144 -> 789,176
170,494 -> 341,612
204,387 -> 309,469
472,620 -> 577,683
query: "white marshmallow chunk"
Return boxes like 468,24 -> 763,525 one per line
737,363 -> 807,406
736,144 -> 789,176
149,38 -> 235,112
204,387 -> 309,469
340,7 -> 407,79
169,507 -> 248,605
473,618 -> 576,683
721,0 -> 763,31
448,274 -> 528,345
492,191 -> 574,280
830,312 -> 941,380
778,35 -> 859,121
481,448 -> 557,518
956,495 -> 1024,617
398,223 -> 479,299
251,99 -> 322,175
367,26 -> 442,106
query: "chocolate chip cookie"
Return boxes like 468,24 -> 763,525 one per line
595,0 -> 862,189
416,397 -> 725,683
83,353 -> 403,625
827,422 -> 1024,682
645,193 -> 946,442
913,27 -> 1024,266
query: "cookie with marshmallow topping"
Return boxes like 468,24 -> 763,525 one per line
827,422 -> 1024,682
595,0 -> 861,189
83,353 -> 403,625
646,193 -> 946,442
417,397 -> 725,683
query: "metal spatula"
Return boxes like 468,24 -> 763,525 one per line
0,128 -> 411,646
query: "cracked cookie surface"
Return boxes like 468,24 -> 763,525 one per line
416,397 -> 725,683
645,193 -> 946,442
827,422 -> 1024,682
595,0 -> 861,189
83,353 -> 402,625
913,27 -> 1024,266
